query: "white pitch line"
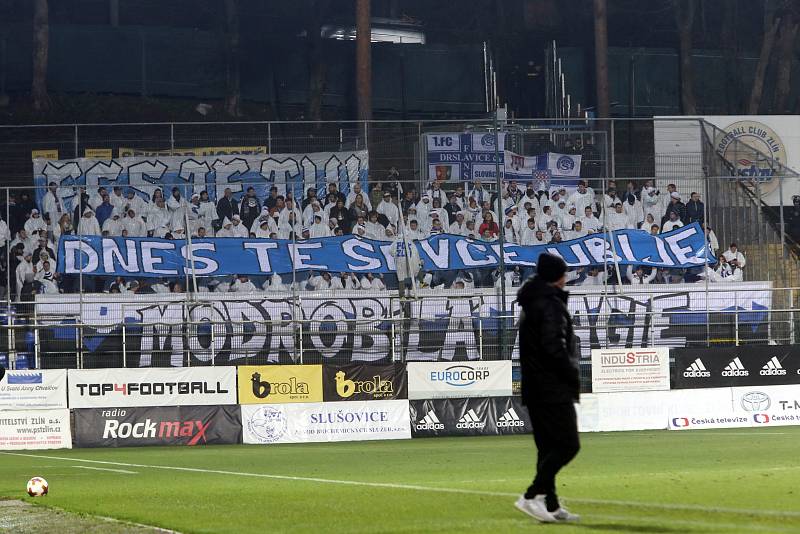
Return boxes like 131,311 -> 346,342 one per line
71,465 -> 138,475
3,451 -> 800,520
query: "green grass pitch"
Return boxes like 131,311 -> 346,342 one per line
1,428 -> 799,533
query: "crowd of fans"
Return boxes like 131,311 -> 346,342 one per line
0,176 -> 745,300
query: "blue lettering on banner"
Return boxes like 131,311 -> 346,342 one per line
56,223 -> 714,277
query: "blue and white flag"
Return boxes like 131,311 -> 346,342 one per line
33,151 -> 369,217
57,223 -> 714,278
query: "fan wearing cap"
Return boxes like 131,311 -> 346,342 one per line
661,190 -> 687,226
514,253 -> 581,524
230,214 -> 249,238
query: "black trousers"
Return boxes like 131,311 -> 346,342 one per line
524,402 -> 580,511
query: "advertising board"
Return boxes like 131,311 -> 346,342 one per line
322,364 -> 407,402
673,346 -> 800,389
0,370 -> 68,410
0,409 -> 72,450
409,396 -> 531,437
407,361 -> 512,400
591,348 -> 670,393
68,367 -> 237,408
238,365 -> 323,404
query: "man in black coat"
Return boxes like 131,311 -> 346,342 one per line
514,253 -> 581,523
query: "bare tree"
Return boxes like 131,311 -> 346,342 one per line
593,0 -> 610,118
772,10 -> 799,113
223,0 -> 241,117
355,0 -> 372,122
673,0 -> 697,114
306,0 -> 330,125
32,0 -> 50,112
748,13 -> 780,114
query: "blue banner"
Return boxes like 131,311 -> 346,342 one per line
57,223 -> 714,277
33,151 -> 368,217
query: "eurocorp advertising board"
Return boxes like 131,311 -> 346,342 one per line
672,346 -> 800,389
73,405 -> 242,447
668,384 -> 800,430
238,365 -> 323,404
0,409 -> 72,450
410,396 -> 531,437
242,400 -> 411,445
322,364 -> 407,402
68,367 -> 237,408
0,370 -> 68,409
407,361 -> 512,400
591,348 -> 670,393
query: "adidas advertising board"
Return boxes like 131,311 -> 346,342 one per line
668,385 -> 800,430
409,397 -> 531,437
672,347 -> 800,389
67,367 -> 237,408
591,348 -> 670,393
241,400 -> 411,444
322,364 -> 407,402
0,370 -> 68,409
0,409 -> 72,450
73,405 -> 242,447
407,361 -> 512,400
237,365 -> 323,404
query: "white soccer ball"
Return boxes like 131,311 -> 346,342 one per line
26,477 -> 48,497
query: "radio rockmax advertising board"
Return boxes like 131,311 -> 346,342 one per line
73,405 -> 243,448
238,365 -> 323,404
407,361 -> 512,399
241,400 -> 411,445
672,345 -> 800,389
67,367 -> 237,408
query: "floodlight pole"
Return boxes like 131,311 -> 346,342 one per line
493,109 -> 507,361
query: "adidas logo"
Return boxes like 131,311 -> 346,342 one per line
496,407 -> 525,428
760,357 -> 787,376
456,409 -> 486,429
683,358 -> 711,378
415,410 -> 444,430
721,357 -> 749,377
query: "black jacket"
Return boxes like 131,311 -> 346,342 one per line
517,277 -> 580,404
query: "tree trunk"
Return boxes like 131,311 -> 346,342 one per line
306,0 -> 328,125
719,0 -> 739,113
772,16 -> 798,113
593,0 -> 610,118
673,0 -> 697,114
31,0 -> 50,112
223,0 -> 241,117
355,0 -> 372,122
749,14 -> 781,114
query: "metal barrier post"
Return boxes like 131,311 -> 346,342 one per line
390,321 -> 395,362
76,325 -> 81,369
478,318 -> 484,360
122,323 -> 127,368
735,308 -> 740,346
210,321 -> 216,366
299,321 -> 304,365
33,308 -> 40,370
789,289 -> 795,344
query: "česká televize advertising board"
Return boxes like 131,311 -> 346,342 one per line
591,348 -> 670,393
0,409 -> 72,450
73,405 -> 242,448
67,367 -> 237,408
0,370 -> 68,409
241,400 -> 411,445
238,365 -> 323,404
407,361 -> 512,399
668,384 -> 800,430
